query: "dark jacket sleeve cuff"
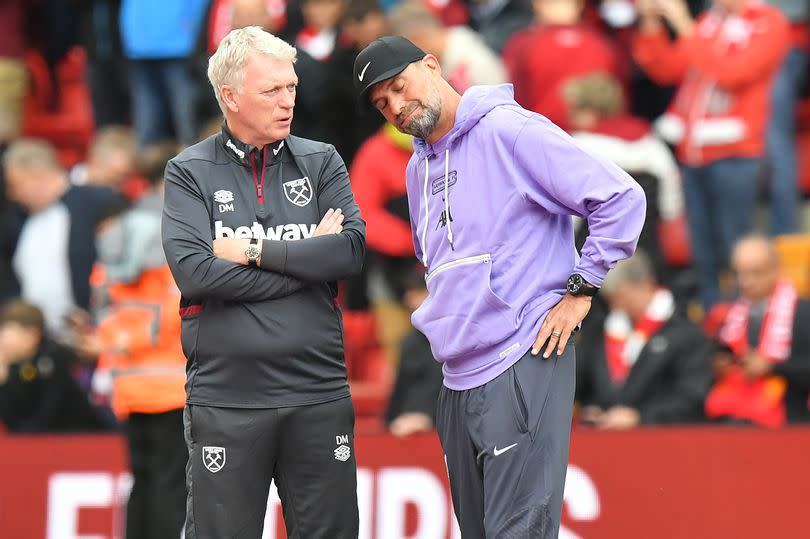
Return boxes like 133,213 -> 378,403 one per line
259,240 -> 288,273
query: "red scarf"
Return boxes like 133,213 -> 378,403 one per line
604,289 -> 675,384
705,281 -> 797,427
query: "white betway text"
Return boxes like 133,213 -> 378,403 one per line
215,221 -> 316,241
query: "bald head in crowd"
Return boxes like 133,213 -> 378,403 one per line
731,235 -> 781,304
600,251 -> 658,321
2,138 -> 68,213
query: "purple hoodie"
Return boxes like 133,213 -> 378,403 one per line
406,84 -> 646,390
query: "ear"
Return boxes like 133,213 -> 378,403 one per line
221,85 -> 240,114
422,54 -> 443,77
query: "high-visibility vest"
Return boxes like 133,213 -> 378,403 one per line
93,265 -> 186,419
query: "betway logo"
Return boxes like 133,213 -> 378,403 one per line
215,221 -> 316,241
225,139 -> 245,159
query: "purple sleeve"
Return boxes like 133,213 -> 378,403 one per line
512,118 -> 646,286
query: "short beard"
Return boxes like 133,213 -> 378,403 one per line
399,93 -> 442,140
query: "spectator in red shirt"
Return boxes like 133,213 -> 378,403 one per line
633,0 -> 790,310
502,0 -> 627,131
350,123 -> 416,301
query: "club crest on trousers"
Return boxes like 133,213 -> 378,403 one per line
203,446 -> 226,473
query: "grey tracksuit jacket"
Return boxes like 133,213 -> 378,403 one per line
161,126 -> 366,408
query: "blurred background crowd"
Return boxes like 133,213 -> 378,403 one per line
1,0 -> 809,445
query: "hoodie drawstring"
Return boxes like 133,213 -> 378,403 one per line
421,157 -> 430,266
444,149 -> 454,249
421,149 -> 454,267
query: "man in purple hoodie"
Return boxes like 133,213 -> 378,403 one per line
355,36 -> 646,538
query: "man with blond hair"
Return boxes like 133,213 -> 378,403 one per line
161,27 -> 365,538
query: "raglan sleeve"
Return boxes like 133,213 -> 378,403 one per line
162,159 -> 307,301
258,146 -> 366,281
513,118 -> 647,286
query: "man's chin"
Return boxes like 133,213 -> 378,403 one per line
270,127 -> 291,142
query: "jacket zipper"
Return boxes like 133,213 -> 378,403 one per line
249,147 -> 268,205
425,254 -> 491,286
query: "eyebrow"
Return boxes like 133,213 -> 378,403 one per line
262,80 -> 298,90
371,77 -> 401,107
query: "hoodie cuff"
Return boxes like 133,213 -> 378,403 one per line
259,240 -> 288,274
572,262 -> 606,288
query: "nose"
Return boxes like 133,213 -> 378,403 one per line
280,88 -> 295,110
392,95 -> 406,116
389,95 -> 407,121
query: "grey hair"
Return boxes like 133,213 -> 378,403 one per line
207,26 -> 297,114
601,250 -> 655,295
2,138 -> 61,172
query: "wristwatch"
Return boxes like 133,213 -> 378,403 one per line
567,274 -> 598,297
245,238 -> 261,266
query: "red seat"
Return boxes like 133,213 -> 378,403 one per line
796,97 -> 810,132
659,213 -> 692,268
22,47 -> 95,168
797,131 -> 810,197
342,310 -> 393,418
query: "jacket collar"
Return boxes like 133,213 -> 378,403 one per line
219,123 -> 286,166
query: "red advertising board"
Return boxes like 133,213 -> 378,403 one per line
2,428 -> 809,538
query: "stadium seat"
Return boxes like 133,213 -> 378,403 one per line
773,234 -> 810,297
342,310 -> 393,418
797,131 -> 810,197
796,96 -> 810,132
22,47 -> 95,168
658,213 -> 692,267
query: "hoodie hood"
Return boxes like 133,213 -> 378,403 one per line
413,84 -> 518,158
411,85 -> 521,261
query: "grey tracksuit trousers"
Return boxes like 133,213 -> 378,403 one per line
436,346 -> 576,538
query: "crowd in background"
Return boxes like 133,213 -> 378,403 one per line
1,0 -> 809,442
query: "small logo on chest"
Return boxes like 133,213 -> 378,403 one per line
214,190 -> 235,213
431,170 -> 458,196
283,177 -> 313,207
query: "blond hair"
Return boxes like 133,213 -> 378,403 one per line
207,26 -> 298,114
388,0 -> 440,34
563,73 -> 624,118
2,138 -> 62,172
89,125 -> 136,159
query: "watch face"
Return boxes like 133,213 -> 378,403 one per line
246,246 -> 260,259
567,274 -> 583,294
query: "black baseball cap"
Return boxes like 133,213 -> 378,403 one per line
353,36 -> 426,99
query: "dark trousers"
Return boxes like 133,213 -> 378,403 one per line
184,396 -> 359,538
682,157 -> 761,309
125,409 -> 187,539
437,347 -> 576,538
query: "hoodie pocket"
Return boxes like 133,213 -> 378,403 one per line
413,254 -> 517,361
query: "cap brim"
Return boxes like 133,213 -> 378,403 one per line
358,63 -> 413,99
